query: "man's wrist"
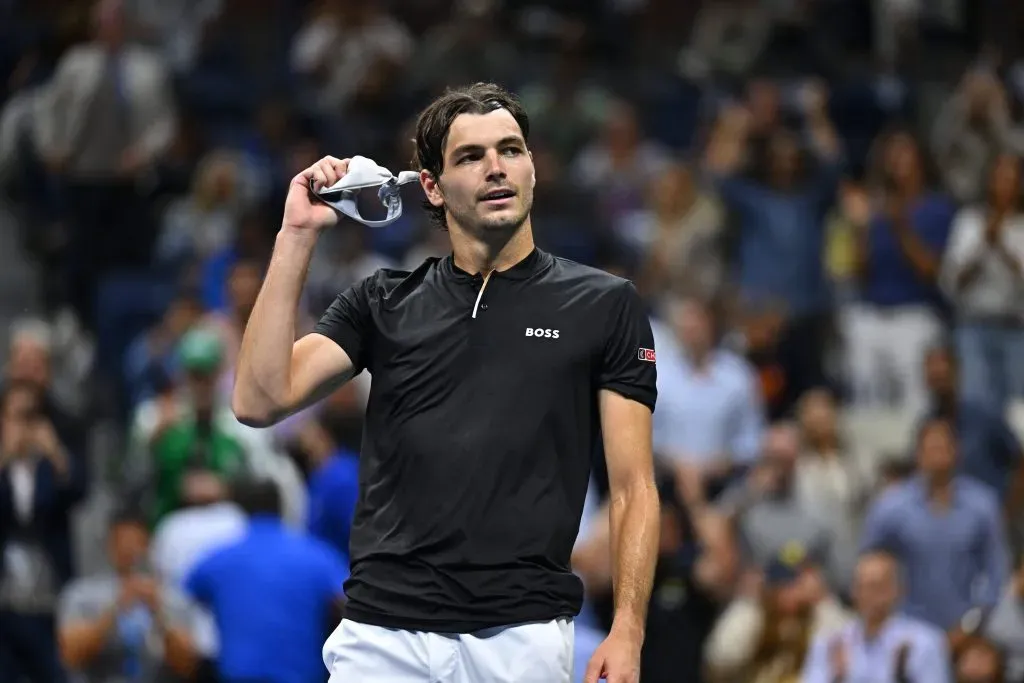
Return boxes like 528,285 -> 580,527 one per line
610,613 -> 645,642
277,225 -> 320,251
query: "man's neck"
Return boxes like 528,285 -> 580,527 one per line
862,612 -> 891,640
685,347 -> 712,371
448,220 -> 534,275
927,474 -> 955,507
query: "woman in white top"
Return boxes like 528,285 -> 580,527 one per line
941,153 -> 1024,412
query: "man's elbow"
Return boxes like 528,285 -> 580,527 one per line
230,387 -> 279,429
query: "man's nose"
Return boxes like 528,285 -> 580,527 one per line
483,149 -> 507,180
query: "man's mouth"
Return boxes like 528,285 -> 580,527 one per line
480,188 -> 516,202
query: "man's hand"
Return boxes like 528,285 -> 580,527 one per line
282,156 -> 350,237
32,419 -> 68,476
985,209 -> 1006,245
583,628 -> 642,683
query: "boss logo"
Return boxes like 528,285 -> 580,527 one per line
525,328 -> 560,339
638,347 -> 656,363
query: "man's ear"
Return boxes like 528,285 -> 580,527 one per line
420,169 -> 445,208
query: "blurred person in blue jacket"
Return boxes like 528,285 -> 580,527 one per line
295,416 -> 358,568
185,478 -> 347,683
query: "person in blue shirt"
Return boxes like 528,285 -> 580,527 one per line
298,418 -> 359,566
184,478 -> 348,683
861,417 -> 1009,631
921,343 -> 1024,508
704,84 -> 843,415
846,130 -> 955,413
803,550 -> 951,683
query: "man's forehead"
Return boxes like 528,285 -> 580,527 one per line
445,109 -> 524,154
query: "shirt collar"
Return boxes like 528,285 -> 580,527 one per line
441,248 -> 550,283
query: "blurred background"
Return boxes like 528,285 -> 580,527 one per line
3,0 -> 1024,681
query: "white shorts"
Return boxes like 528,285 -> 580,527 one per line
323,617 -> 575,683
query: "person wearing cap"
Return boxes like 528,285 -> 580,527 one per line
138,328 -> 248,524
126,327 -> 308,529
232,82 -> 660,682
705,540 -> 850,682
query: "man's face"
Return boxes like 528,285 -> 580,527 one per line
109,522 -> 149,573
925,349 -> 956,397
426,109 -> 535,235
853,554 -> 899,623
6,338 -> 50,389
918,422 -> 957,477
673,300 -> 713,354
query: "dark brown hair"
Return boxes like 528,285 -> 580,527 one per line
412,82 -> 530,229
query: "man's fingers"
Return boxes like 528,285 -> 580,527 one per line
324,155 -> 350,179
582,654 -> 604,683
301,156 -> 350,191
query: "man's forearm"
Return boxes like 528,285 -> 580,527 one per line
608,478 -> 660,636
233,227 -> 317,422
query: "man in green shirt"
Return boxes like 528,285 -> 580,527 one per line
144,329 -> 248,523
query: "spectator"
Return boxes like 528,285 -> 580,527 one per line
801,550 -> 951,683
921,343 -> 1024,509
652,293 -> 764,497
845,130 -> 954,413
941,153 -> 1024,413
297,418 -> 358,566
704,83 -> 842,414
129,327 -> 248,524
122,289 -> 204,410
576,466 -> 737,683
155,149 -> 247,274
33,0 -> 176,329
5,317 -> 87,458
932,70 -> 1024,205
861,417 -> 1010,630
719,423 -> 837,589
795,387 -> 873,589
149,470 -> 245,590
0,380 -> 87,682
953,637 -> 1006,683
705,540 -> 849,682
186,479 -> 347,683
571,100 -> 671,234
632,161 -> 726,300
57,509 -> 199,682
983,552 -> 1024,682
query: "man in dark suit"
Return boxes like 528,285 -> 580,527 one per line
0,380 -> 89,682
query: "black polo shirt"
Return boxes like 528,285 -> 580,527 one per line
313,247 -> 657,632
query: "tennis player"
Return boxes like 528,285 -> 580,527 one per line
232,82 -> 660,683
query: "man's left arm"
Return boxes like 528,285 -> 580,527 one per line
599,390 -> 660,638
585,281 -> 660,683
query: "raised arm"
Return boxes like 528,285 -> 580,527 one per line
232,157 -> 359,427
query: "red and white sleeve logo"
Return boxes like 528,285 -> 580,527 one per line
638,347 -> 656,363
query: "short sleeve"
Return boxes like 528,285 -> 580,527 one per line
598,281 -> 657,411
313,275 -> 375,373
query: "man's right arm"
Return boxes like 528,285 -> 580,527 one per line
232,228 -> 355,427
233,155 -> 358,427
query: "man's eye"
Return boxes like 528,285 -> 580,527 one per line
503,148 -> 522,156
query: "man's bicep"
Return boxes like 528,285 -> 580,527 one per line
599,389 -> 655,494
287,333 -> 358,411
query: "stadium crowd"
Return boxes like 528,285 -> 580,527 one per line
3,0 -> 1024,681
